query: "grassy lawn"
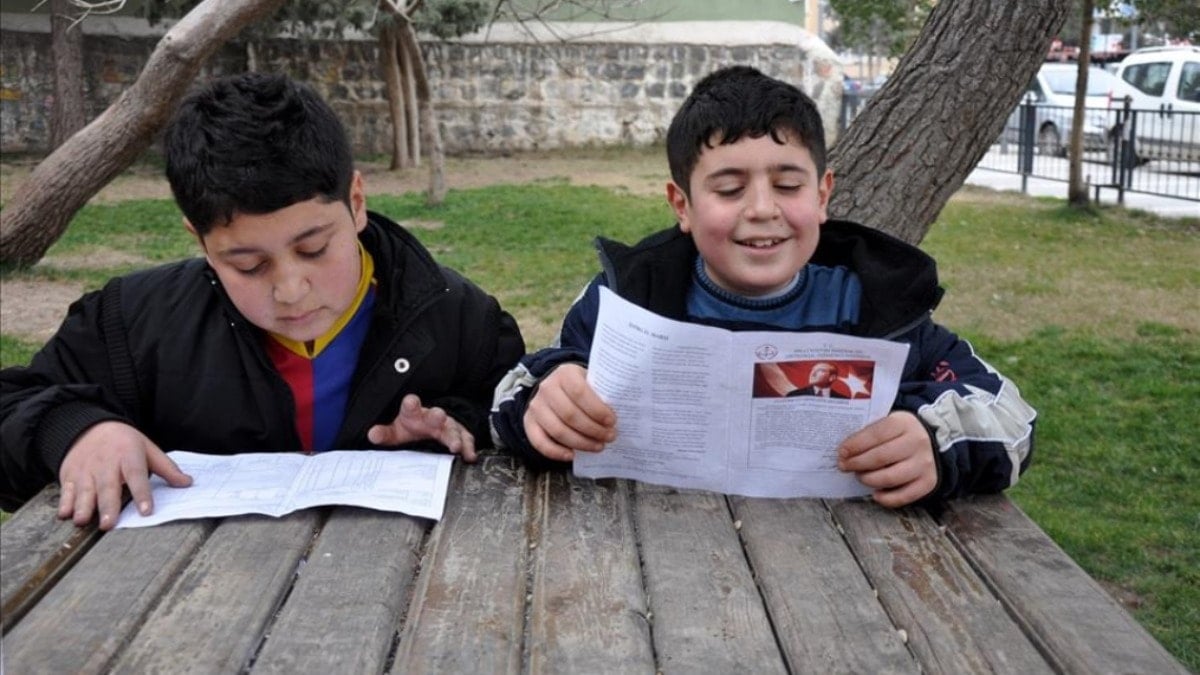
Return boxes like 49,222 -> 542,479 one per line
1,174 -> 1196,669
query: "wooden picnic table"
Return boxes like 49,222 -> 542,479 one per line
1,454 -> 1187,674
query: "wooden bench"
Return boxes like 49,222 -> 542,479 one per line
1,455 -> 1187,674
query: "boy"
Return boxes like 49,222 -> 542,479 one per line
0,72 -> 525,528
490,66 -> 1035,507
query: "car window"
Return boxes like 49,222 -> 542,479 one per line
1121,62 -> 1171,97
1178,61 -> 1200,103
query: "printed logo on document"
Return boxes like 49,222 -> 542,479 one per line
754,344 -> 778,360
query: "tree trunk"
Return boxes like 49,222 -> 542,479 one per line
49,0 -> 86,150
402,34 -> 421,168
399,21 -> 446,205
1068,0 -> 1095,207
829,0 -> 1072,244
380,21 -> 410,170
0,0 -> 286,268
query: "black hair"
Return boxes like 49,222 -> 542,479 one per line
666,65 -> 826,197
164,72 -> 354,236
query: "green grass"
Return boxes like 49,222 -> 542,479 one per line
1,179 -> 1196,668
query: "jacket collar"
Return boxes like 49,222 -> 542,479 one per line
596,220 -> 943,338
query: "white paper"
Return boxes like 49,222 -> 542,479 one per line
575,287 -> 911,498
116,449 -> 454,528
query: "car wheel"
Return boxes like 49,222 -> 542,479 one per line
1038,124 -> 1063,157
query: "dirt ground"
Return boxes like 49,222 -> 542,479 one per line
1,150 -> 669,343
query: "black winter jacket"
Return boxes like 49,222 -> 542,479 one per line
0,212 -> 525,510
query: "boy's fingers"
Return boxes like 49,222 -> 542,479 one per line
525,423 -> 576,462
536,388 -> 615,445
456,432 -> 478,463
96,485 -> 124,531
147,447 -> 193,488
58,480 -> 77,519
528,406 -> 607,453
72,480 -> 97,527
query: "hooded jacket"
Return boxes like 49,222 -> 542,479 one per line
491,220 -> 1035,502
1,212 -> 525,510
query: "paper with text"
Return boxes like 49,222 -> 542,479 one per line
116,449 -> 454,528
574,287 -> 910,498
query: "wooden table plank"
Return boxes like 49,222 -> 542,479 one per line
110,510 -> 321,673
249,506 -> 430,674
831,500 -> 1053,674
3,520 -> 213,673
390,456 -> 529,674
940,495 -> 1190,675
731,496 -> 919,674
0,484 -> 101,632
634,485 -> 787,674
527,473 -> 654,674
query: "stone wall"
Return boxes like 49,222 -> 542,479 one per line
1,16 -> 843,157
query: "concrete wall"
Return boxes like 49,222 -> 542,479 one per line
0,15 -> 843,157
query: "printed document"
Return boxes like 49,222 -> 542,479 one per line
116,449 -> 454,528
574,287 -> 910,498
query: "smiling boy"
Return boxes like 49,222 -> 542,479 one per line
491,66 -> 1036,507
0,73 -> 525,528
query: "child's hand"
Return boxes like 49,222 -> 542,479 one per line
837,411 -> 937,508
524,363 -> 616,462
58,421 -> 193,531
369,394 -> 477,463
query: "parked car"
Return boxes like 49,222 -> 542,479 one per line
1001,63 -> 1132,156
1112,45 -> 1200,162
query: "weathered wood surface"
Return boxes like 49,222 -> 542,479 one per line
0,484 -> 101,631
527,472 -> 654,673
0,467 -> 1188,675
831,500 -> 1053,674
4,519 -> 213,673
634,484 -> 787,674
250,506 -> 430,674
939,495 -> 1191,675
389,456 -> 529,674
730,496 -> 917,674
111,510 -> 322,673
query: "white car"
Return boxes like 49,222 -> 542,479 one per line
1003,63 -> 1132,156
1112,45 -> 1200,162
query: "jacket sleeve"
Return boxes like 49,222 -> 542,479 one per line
0,282 -> 135,511
892,319 -> 1037,502
416,268 -> 527,449
489,277 -> 603,469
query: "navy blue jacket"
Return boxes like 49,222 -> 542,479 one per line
490,220 -> 1036,502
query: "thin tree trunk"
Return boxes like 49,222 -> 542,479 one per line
402,34 -> 421,168
49,0 -> 86,150
1069,0 -> 1095,206
1,0 -> 286,267
380,21 -> 409,170
399,21 -> 445,205
829,0 -> 1072,244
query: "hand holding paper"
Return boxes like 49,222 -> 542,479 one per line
575,288 -> 911,499
524,363 -> 616,461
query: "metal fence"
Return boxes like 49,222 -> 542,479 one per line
839,95 -> 1199,204
977,98 -> 1198,203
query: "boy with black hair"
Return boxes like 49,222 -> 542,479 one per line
491,65 -> 1036,507
1,72 -> 525,528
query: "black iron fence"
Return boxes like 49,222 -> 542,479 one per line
979,97 -> 1198,203
839,95 -> 1199,205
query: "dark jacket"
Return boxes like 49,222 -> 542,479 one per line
1,212 -> 525,510
491,220 -> 1036,502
